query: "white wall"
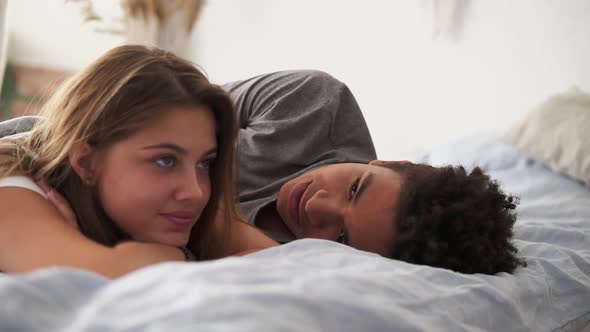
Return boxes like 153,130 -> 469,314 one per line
0,0 -> 9,92
7,0 -> 590,159
6,0 -> 121,70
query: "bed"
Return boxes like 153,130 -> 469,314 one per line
0,132 -> 588,332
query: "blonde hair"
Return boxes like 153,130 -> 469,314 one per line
0,45 -> 238,259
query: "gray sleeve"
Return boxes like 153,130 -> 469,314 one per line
0,116 -> 43,138
223,70 -> 377,216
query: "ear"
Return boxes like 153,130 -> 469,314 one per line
69,142 -> 98,185
369,160 -> 411,167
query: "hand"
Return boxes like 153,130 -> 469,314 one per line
38,181 -> 80,231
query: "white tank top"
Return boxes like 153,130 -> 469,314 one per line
0,176 -> 47,198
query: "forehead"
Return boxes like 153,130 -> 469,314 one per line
99,106 -> 217,163
137,105 -> 215,138
124,106 -> 216,145
346,166 -> 402,257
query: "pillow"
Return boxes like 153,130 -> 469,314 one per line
503,87 -> 590,187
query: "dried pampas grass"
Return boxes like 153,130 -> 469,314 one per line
66,0 -> 206,34
121,0 -> 205,34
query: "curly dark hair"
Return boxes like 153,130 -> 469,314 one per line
386,163 -> 526,275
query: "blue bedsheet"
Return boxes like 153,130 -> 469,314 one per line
1,135 -> 589,332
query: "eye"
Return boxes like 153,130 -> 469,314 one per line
196,158 -> 215,170
349,176 -> 360,200
155,156 -> 176,168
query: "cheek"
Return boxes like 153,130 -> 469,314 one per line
314,174 -> 346,193
96,168 -> 174,228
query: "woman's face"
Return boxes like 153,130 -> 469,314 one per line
94,106 -> 217,247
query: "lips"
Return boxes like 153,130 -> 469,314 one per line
160,211 -> 199,228
288,181 -> 312,225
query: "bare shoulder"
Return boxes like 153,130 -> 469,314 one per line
0,186 -> 109,273
0,186 -> 70,230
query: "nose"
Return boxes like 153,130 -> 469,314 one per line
174,170 -> 208,203
304,189 -> 343,228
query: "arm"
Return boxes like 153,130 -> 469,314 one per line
0,187 -> 185,278
224,70 -> 377,172
226,220 -> 278,256
204,206 -> 278,259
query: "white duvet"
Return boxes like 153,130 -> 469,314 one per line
1,136 -> 589,332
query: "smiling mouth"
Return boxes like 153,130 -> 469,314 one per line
288,181 -> 312,225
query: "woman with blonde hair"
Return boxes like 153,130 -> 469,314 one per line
0,45 -> 276,278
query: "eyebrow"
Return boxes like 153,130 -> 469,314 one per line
353,172 -> 374,204
142,143 -> 217,157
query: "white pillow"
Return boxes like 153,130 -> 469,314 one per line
503,87 -> 590,187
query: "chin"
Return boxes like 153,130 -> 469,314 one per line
170,236 -> 191,248
146,234 -> 190,247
